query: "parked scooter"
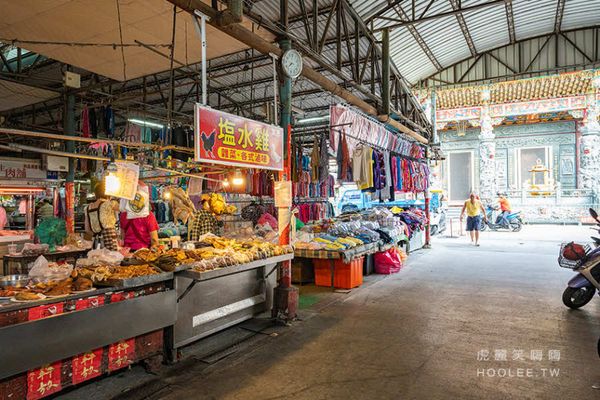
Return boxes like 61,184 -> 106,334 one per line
479,205 -> 523,232
430,205 -> 447,236
560,208 -> 600,309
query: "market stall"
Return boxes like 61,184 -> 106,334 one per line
0,251 -> 175,399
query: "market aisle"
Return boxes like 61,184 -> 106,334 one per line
146,226 -> 600,399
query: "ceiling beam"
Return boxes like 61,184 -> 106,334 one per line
554,0 -> 566,33
372,0 -> 506,32
448,0 -> 477,57
392,3 -> 442,71
505,0 -> 516,44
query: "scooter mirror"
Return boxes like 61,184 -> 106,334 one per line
590,208 -> 599,220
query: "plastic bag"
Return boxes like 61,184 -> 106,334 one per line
76,248 -> 124,267
257,213 -> 278,230
29,255 -> 73,283
21,243 -> 49,256
374,250 -> 402,274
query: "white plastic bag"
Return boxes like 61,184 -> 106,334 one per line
76,248 -> 124,267
29,256 -> 73,283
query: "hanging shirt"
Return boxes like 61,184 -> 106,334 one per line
310,137 -> 320,182
0,206 -> 6,229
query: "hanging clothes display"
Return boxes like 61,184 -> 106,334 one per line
89,107 -> 98,138
81,106 -> 90,138
310,136 -> 320,182
381,150 -> 392,201
352,144 -> 374,191
293,201 -> 334,223
336,131 -> 352,183
318,136 -> 328,183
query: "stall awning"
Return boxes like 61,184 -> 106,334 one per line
0,0 -> 274,81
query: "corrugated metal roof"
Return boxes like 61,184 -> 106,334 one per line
349,0 -> 600,84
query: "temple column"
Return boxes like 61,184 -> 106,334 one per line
579,90 -> 600,198
474,103 -> 502,202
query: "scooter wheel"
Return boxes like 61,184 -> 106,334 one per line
562,286 -> 595,309
510,221 -> 522,232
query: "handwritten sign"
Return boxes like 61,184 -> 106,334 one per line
104,162 -> 139,201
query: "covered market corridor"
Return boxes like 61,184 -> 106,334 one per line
58,225 -> 600,400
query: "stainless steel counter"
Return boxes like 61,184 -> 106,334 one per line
171,254 -> 292,351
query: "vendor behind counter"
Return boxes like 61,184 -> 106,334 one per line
119,182 -> 159,251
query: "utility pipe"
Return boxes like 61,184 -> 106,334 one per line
378,115 -> 428,144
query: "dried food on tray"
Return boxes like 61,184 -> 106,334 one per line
13,292 -> 46,302
0,287 -> 19,297
73,277 -> 93,292
45,279 -> 73,297
132,248 -> 161,263
105,264 -> 160,280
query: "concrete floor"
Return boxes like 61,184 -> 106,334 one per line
61,225 -> 600,399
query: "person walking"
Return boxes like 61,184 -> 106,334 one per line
460,192 -> 487,246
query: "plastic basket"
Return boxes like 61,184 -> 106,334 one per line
558,243 -> 592,269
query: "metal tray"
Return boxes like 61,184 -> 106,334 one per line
178,254 -> 293,282
94,271 -> 174,288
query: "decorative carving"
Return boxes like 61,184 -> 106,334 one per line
479,140 -> 496,201
568,110 -> 584,119
479,107 -> 495,141
435,121 -> 448,131
583,94 -> 600,134
478,105 -> 496,201
579,134 -> 600,195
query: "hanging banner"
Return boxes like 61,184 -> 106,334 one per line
329,105 -> 418,157
194,104 -> 284,171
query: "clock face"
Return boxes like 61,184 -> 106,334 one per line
281,50 -> 303,79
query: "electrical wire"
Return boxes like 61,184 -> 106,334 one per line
0,38 -> 172,48
115,0 -> 128,81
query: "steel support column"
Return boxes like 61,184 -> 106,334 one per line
381,28 -> 391,115
272,32 -> 298,321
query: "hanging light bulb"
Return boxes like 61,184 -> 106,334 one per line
163,190 -> 172,200
232,169 -> 244,186
223,179 -> 230,188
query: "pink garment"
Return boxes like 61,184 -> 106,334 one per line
81,106 -> 90,138
257,213 -> 277,230
119,212 -> 159,251
0,206 -> 6,229
18,199 -> 27,214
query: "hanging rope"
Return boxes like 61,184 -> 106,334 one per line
115,0 -> 127,81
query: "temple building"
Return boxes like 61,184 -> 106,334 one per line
418,70 -> 600,222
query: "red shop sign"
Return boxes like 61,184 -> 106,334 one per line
72,349 -> 103,385
27,362 -> 62,400
194,104 -> 284,171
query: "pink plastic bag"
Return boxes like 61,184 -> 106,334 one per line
374,250 -> 402,274
257,213 -> 278,230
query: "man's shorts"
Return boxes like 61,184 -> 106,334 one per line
466,215 -> 482,231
